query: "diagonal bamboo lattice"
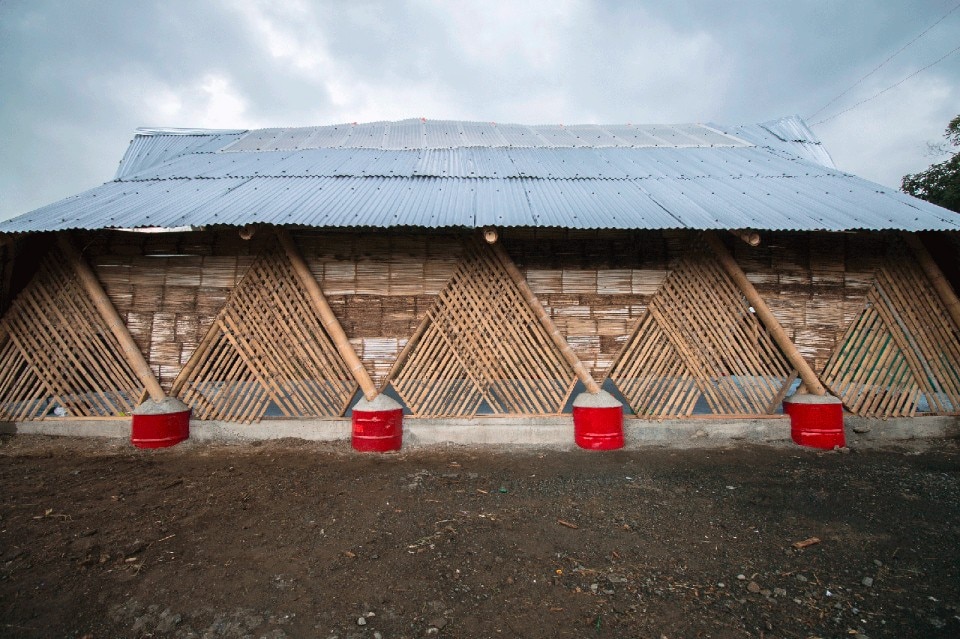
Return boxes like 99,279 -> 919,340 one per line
821,254 -> 960,417
0,250 -> 145,419
608,243 -> 796,417
389,240 -> 577,417
175,242 -> 358,423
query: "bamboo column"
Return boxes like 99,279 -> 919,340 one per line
276,229 -> 378,401
489,239 -> 602,394
56,233 -> 166,402
902,233 -> 960,331
703,232 -> 827,396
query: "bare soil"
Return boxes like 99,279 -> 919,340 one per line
1,435 -> 958,639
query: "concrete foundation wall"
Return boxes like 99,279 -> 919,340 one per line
2,415 -> 956,449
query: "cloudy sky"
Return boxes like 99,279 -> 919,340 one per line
1,0 -> 958,221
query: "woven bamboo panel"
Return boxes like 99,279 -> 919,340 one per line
389,240 -> 577,417
821,256 -> 960,417
609,245 -> 795,416
0,251 -> 144,419
176,243 -> 358,423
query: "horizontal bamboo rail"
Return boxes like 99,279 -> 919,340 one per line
276,229 -> 378,401
903,233 -> 960,332
490,238 -> 601,394
703,232 -> 826,396
56,233 -> 166,402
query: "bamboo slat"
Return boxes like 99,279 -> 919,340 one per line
903,233 -> 960,333
176,240 -> 358,423
608,238 -> 796,416
276,229 -> 377,400
388,239 -> 577,417
58,234 -> 166,402
704,232 -> 826,396
820,248 -> 960,417
0,248 -> 145,419
491,240 -> 601,394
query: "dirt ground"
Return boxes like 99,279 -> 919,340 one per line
0,435 -> 958,639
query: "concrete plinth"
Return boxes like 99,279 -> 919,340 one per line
351,395 -> 403,452
572,390 -> 624,450
783,393 -> 844,449
2,415 -> 955,449
131,397 -> 191,449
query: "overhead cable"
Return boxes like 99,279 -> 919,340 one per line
811,43 -> 960,127
807,1 -> 960,121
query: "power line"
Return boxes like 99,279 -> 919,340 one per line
811,43 -> 960,127
807,1 -> 960,121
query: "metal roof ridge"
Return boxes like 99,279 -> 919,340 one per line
134,127 -> 249,137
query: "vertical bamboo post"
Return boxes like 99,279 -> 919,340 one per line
276,229 -> 378,401
703,232 -> 827,396
902,233 -> 960,331
489,239 -> 602,394
56,233 -> 166,402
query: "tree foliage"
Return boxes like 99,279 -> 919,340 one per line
901,114 -> 960,213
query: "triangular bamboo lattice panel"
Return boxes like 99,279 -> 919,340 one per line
176,244 -> 358,423
0,250 -> 145,419
821,256 -> 960,417
608,244 -> 796,416
389,240 -> 577,417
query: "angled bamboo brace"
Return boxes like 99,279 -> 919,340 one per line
56,233 -> 166,402
703,232 -> 827,396
275,229 -> 378,401
489,238 -> 602,394
902,233 -> 960,332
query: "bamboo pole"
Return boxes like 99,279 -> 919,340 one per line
489,238 -> 602,394
703,232 -> 827,396
56,233 -> 166,402
730,230 -> 761,246
902,233 -> 960,332
276,229 -> 378,401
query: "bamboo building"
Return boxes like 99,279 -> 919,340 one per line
0,117 -> 957,437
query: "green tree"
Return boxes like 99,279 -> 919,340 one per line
901,114 -> 960,213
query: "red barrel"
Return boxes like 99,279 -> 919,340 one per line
131,410 -> 191,449
783,398 -> 845,449
573,405 -> 624,450
352,408 -> 403,452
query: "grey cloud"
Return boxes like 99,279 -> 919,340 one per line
1,0 -> 958,220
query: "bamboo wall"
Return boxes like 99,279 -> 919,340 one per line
733,232 -> 885,373
294,231 -> 462,388
0,227 -> 956,422
83,231 -> 265,391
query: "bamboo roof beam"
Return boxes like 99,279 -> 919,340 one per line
276,228 -> 378,401
703,231 -> 827,396
902,233 -> 960,332
730,229 -> 761,246
488,236 -> 602,394
56,232 -> 166,402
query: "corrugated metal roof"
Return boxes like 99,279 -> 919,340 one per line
218,119 -> 753,152
121,146 -> 827,182
5,174 -> 957,234
3,116 -> 957,234
113,130 -> 245,179
709,117 -> 837,169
